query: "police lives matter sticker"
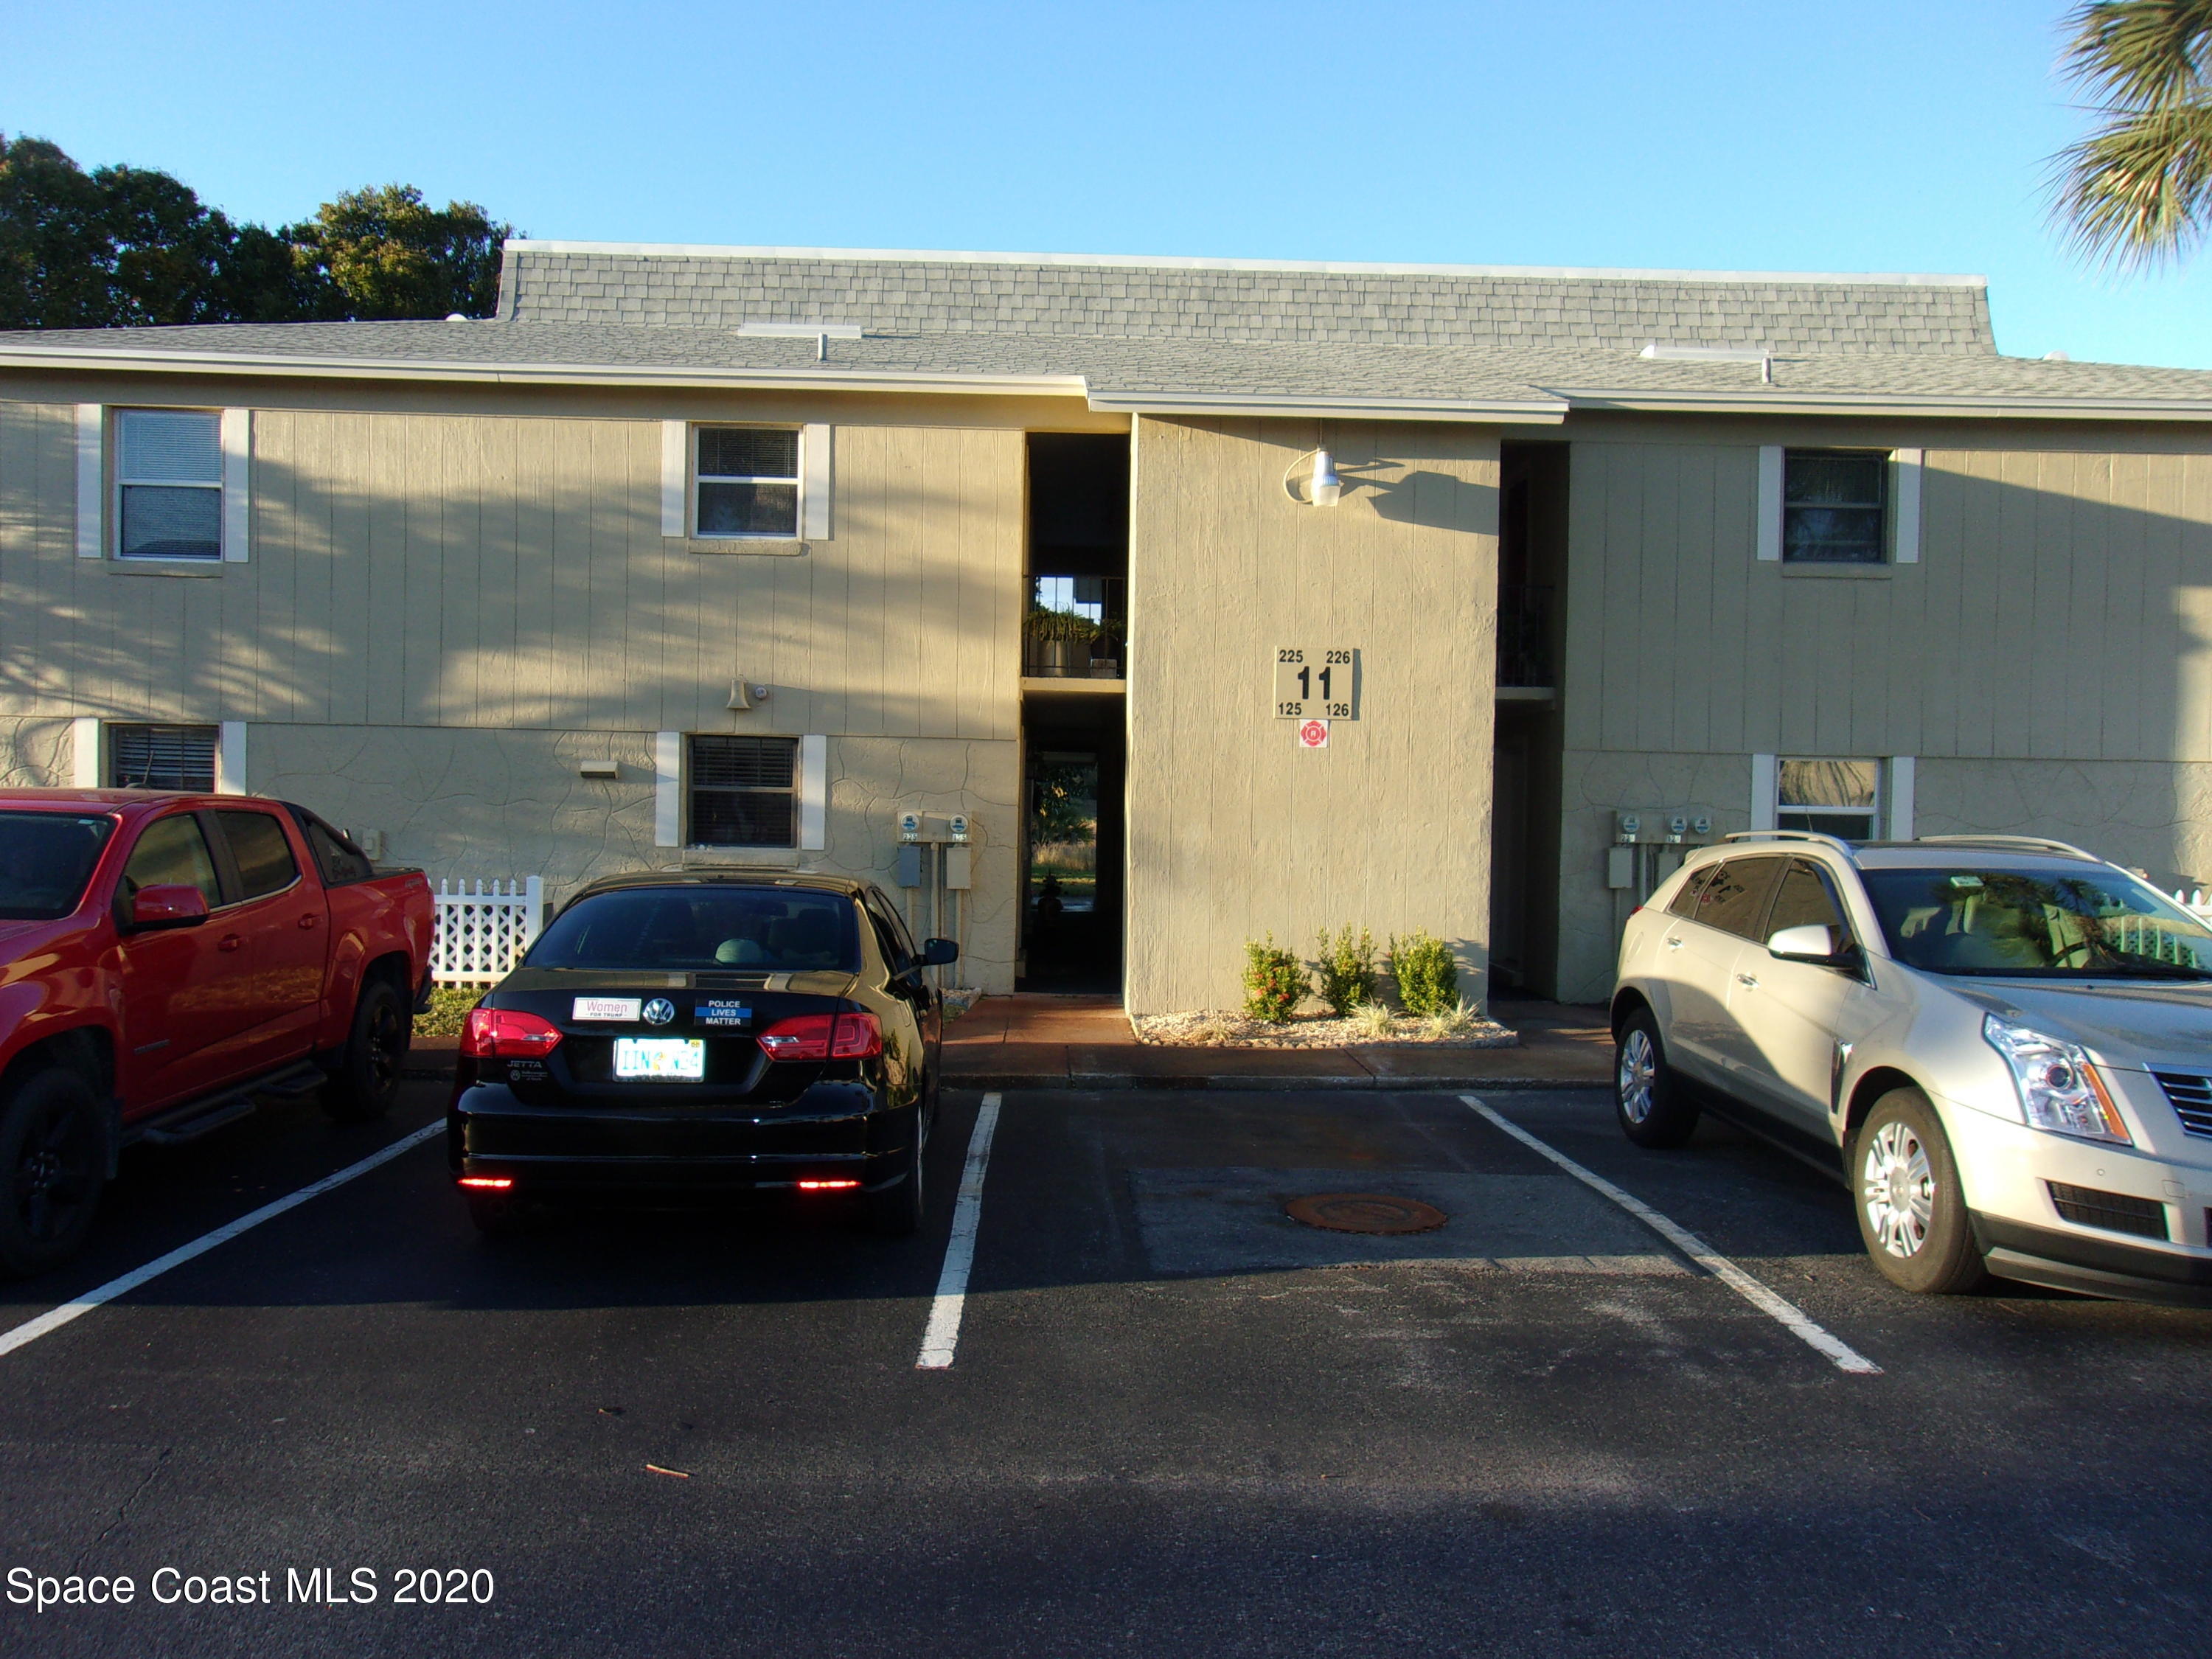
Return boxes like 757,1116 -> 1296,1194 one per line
696,1001 -> 753,1027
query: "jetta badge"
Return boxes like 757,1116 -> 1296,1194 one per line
642,998 -> 677,1027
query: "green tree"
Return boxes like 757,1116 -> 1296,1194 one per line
285,185 -> 509,321
2050,1 -> 2212,266
1,135 -> 512,328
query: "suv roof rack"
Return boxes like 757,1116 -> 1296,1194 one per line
1720,830 -> 1859,858
1910,833 -> 2102,863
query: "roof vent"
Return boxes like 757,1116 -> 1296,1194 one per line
445,313 -> 470,322
737,322 -> 863,339
2044,349 -> 2072,361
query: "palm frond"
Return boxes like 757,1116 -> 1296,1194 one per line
2061,0 -> 2212,106
2053,102 -> 2212,265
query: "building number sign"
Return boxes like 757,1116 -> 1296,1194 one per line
1273,647 -> 1357,720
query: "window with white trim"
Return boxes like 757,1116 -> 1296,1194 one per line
1783,450 -> 1888,564
695,426 -> 800,539
688,734 -> 799,846
108,724 -> 218,791
116,409 -> 223,560
1777,757 -> 1881,840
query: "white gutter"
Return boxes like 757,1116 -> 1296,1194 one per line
0,345 -> 1087,400
1553,386 -> 2212,421
1085,389 -> 1567,424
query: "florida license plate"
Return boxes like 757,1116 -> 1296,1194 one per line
613,1037 -> 706,1081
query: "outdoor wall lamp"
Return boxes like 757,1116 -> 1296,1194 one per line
1283,448 -> 1343,507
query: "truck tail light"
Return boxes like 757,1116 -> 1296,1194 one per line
461,1008 -> 564,1059
757,1012 -> 884,1062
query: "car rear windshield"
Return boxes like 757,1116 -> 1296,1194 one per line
0,811 -> 116,920
1860,866 -> 2212,978
524,886 -> 861,974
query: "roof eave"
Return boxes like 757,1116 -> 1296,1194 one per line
1553,387 -> 2212,421
0,346 -> 1089,400
1085,390 -> 1568,424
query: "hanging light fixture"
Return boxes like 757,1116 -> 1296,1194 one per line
1283,448 -> 1346,507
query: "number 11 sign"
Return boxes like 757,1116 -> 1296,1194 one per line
1273,646 -> 1358,720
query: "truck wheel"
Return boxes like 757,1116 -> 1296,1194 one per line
0,1067 -> 106,1277
1852,1088 -> 1988,1295
322,977 -> 409,1123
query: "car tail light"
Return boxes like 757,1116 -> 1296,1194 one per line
757,1012 -> 884,1062
461,1008 -> 564,1059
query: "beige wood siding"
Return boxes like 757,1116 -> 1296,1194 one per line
1124,415 -> 1498,1014
0,408 -> 1024,740
1564,441 -> 2212,765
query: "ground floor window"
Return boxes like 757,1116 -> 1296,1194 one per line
688,734 -> 799,846
1777,757 -> 1881,839
108,723 -> 217,791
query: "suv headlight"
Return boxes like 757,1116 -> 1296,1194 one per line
1982,1015 -> 2132,1144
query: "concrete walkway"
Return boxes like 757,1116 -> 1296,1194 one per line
942,995 -> 1614,1091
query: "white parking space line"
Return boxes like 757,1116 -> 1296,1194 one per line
916,1092 -> 1002,1371
1460,1095 -> 1882,1377
0,1119 -> 445,1362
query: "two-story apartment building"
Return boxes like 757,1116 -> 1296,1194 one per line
7,243 -> 2212,1007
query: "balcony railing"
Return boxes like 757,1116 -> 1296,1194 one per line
1498,582 -> 1553,689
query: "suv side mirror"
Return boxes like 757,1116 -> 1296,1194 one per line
919,937 -> 959,967
1768,922 -> 1854,966
128,883 -> 210,931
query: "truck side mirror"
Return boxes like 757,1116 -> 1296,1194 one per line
128,883 -> 211,931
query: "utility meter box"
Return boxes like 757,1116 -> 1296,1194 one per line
894,845 -> 924,888
897,811 -> 922,844
947,813 -> 970,844
944,846 -> 973,890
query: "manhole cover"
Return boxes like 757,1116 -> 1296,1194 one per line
1284,1193 -> 1448,1234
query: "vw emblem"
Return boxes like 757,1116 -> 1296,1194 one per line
642,998 -> 676,1027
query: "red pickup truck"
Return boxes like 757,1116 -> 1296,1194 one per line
0,790 -> 434,1275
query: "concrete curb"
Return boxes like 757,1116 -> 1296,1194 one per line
948,1071 -> 1604,1093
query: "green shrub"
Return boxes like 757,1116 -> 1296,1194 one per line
412,984 -> 480,1038
1388,931 -> 1460,1017
1242,934 -> 1309,1024
1312,925 -> 1379,1016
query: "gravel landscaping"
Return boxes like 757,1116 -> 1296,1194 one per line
1133,1008 -> 1518,1048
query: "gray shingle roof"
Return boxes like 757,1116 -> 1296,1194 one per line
13,317 -> 2212,417
495,243 -> 1997,355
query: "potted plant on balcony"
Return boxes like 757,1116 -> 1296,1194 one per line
1026,605 -> 1102,676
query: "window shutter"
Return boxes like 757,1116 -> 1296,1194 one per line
1755,446 -> 1782,562
75,404 -> 102,559
799,734 -> 827,850
218,721 -> 247,794
661,422 -> 687,538
221,409 -> 251,561
70,717 -> 100,787
1891,448 -> 1922,565
1888,756 -> 1916,840
1750,753 -> 1778,831
801,424 -> 831,540
654,730 -> 681,846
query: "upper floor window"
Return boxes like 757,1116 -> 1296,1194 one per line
116,409 -> 222,560
695,427 -> 800,539
689,734 -> 799,846
108,724 -> 217,792
1783,450 -> 1887,564
1778,757 -> 1880,839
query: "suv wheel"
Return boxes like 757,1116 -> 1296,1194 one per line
323,977 -> 409,1123
1615,1009 -> 1700,1148
1852,1087 -> 1987,1295
0,1067 -> 106,1277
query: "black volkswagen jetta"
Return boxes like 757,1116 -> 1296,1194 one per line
447,871 -> 956,1236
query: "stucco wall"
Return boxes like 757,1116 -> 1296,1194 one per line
0,717 -> 72,787
249,723 -> 1019,990
1124,415 -> 1499,1014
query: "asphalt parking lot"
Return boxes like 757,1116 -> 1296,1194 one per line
3,1079 -> 2211,1657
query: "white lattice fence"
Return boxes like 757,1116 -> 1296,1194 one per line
430,877 -> 545,984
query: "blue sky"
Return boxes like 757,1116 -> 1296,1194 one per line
5,0 -> 2208,366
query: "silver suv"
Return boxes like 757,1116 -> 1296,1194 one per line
1614,832 -> 2212,1304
